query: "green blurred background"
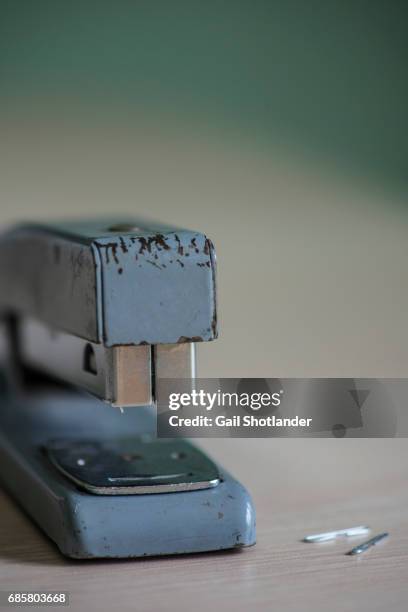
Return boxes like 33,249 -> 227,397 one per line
1,0 -> 407,376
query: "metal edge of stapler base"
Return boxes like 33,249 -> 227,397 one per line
0,391 -> 256,559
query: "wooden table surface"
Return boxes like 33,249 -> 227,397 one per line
1,438 -> 407,611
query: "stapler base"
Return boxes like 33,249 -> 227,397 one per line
0,390 -> 256,558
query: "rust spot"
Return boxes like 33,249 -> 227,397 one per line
211,308 -> 218,338
177,336 -> 203,343
119,237 -> 128,253
174,234 -> 184,256
138,234 -> 171,256
96,242 -> 120,264
138,237 -> 152,255
146,260 -> 163,270
189,237 -> 199,252
154,234 -> 171,251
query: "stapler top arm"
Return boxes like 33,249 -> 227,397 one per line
0,219 -> 217,406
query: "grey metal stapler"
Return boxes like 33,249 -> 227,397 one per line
0,219 -> 255,558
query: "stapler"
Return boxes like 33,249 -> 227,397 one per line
0,219 -> 255,558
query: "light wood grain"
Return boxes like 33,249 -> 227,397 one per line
1,439 -> 408,611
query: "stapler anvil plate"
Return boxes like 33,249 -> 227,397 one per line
0,219 -> 255,558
